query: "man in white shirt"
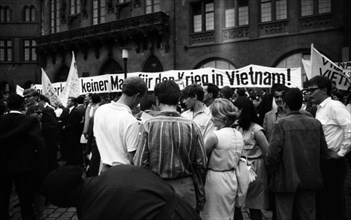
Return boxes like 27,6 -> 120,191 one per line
181,84 -> 215,142
306,75 -> 351,220
94,77 -> 147,173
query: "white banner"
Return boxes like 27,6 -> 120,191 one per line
311,44 -> 350,90
16,85 -> 24,97
34,64 -> 302,95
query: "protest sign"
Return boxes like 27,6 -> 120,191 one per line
41,68 -> 62,107
311,44 -> 350,90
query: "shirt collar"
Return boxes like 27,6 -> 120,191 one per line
158,111 -> 181,117
318,97 -> 331,108
9,110 -> 22,114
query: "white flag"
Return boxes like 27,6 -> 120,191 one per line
41,68 -> 62,107
310,44 -> 350,90
16,85 -> 24,97
59,51 -> 80,106
302,59 -> 311,80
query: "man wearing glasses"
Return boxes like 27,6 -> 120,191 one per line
307,75 -> 351,220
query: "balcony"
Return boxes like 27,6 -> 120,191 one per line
36,12 -> 169,54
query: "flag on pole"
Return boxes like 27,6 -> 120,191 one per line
310,44 -> 350,90
301,58 -> 311,80
41,68 -> 62,107
59,51 -> 80,106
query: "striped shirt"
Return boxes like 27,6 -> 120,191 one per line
134,111 -> 207,209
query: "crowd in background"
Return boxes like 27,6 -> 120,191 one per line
0,75 -> 351,220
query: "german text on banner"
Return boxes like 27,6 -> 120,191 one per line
311,44 -> 350,90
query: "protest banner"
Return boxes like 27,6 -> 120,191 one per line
59,51 -> 80,106
336,61 -> 351,84
41,68 -> 62,107
310,44 -> 350,90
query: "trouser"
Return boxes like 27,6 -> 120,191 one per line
275,190 -> 316,220
316,158 -> 347,220
1,171 -> 35,220
165,177 -> 196,211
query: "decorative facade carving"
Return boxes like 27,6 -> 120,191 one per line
223,27 -> 249,41
299,15 -> 333,31
259,21 -> 288,36
190,31 -> 215,45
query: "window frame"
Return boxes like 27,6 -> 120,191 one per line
0,6 -> 11,22
224,0 -> 249,28
70,0 -> 81,15
0,39 -> 13,62
145,0 -> 160,14
23,39 -> 37,62
259,0 -> 288,23
92,0 -> 106,25
299,0 -> 332,17
24,5 -> 36,22
191,1 -> 215,33
50,0 -> 60,33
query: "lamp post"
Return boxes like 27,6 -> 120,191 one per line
122,49 -> 128,79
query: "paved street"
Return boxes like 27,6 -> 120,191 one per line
9,160 -> 351,220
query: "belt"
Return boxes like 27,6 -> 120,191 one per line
154,192 -> 179,220
207,167 -> 235,172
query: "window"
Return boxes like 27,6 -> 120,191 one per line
0,6 -> 11,22
192,1 -> 214,33
50,0 -> 60,33
196,59 -> 236,69
24,6 -> 36,22
70,0 -> 81,15
145,0 -> 160,14
260,0 -> 287,22
93,0 -> 106,25
0,40 -> 12,62
118,0 -> 131,3
225,0 -> 249,28
300,0 -> 331,16
23,40 -> 37,61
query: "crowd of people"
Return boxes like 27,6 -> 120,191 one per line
0,75 -> 350,220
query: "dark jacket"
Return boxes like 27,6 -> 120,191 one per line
266,111 -> 328,192
0,112 -> 46,174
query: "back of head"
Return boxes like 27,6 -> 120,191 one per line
308,76 -> 332,96
41,165 -> 84,207
7,94 -> 25,111
237,88 -> 246,97
210,98 -> 238,127
283,88 -> 303,111
140,94 -> 156,110
122,77 -> 148,97
234,97 -> 259,130
76,95 -> 85,104
23,88 -> 39,98
154,80 -> 181,106
91,93 -> 101,104
220,86 -> 233,100
181,84 -> 204,102
203,83 -> 219,98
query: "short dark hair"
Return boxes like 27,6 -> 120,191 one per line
203,83 -> 219,98
122,77 -> 148,97
234,97 -> 259,131
140,94 -> 156,110
182,84 -> 204,102
220,86 -> 233,100
76,95 -> 85,104
283,88 -> 303,111
91,94 -> 101,104
154,80 -> 181,106
7,94 -> 25,110
308,76 -> 332,96
271,84 -> 288,94
39,94 -> 50,104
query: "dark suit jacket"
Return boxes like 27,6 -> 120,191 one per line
0,112 -> 46,174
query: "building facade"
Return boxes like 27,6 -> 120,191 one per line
0,0 -> 41,94
1,0 -> 350,92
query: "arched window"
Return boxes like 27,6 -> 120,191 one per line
275,52 -> 310,83
142,55 -> 163,72
195,58 -> 236,69
0,6 -> 11,22
99,59 -> 123,75
54,65 -> 70,83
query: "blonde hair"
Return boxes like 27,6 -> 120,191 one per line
210,98 -> 238,127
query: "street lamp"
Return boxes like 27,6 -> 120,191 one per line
122,48 -> 128,79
